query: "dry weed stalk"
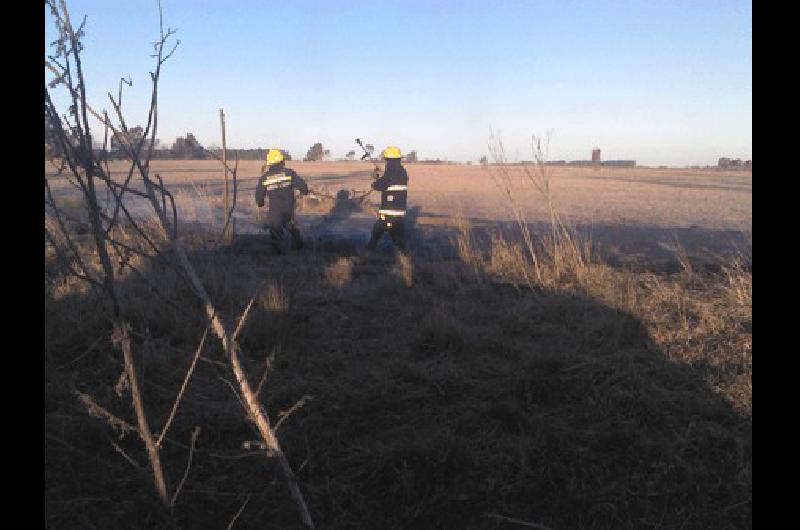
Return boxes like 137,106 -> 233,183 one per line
261,281 -> 290,313
671,236 -> 694,277
453,215 -> 486,285
45,2 -> 314,526
486,131 -> 589,287
486,132 -> 540,287
488,233 -> 530,286
720,241 -> 752,309
394,252 -> 414,287
325,256 -> 355,288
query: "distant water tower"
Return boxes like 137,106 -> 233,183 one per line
592,148 -> 601,165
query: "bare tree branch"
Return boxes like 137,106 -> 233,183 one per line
75,390 -> 137,436
157,325 -> 210,448
46,2 -> 314,524
114,323 -> 170,504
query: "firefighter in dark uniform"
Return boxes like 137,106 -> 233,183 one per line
255,148 -> 309,253
366,146 -> 408,253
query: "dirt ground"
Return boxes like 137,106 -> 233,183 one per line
46,160 -> 752,267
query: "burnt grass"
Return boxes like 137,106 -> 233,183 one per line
45,226 -> 751,529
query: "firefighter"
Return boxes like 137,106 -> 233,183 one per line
366,146 -> 408,253
255,148 -> 309,253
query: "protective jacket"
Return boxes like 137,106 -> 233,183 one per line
371,158 -> 408,221
255,164 -> 309,214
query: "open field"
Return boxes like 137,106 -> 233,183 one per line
45,159 -> 751,528
46,160 -> 751,267
46,160 -> 751,228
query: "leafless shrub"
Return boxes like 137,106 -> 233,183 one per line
45,1 -> 314,526
485,133 -> 541,286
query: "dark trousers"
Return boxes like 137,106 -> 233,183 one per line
267,210 -> 303,253
367,218 -> 406,253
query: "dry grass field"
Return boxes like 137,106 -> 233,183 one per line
48,159 -> 750,228
44,0 -> 752,524
46,159 -> 751,266
45,158 -> 752,528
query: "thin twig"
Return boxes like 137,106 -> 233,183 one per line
109,438 -> 143,470
56,336 -> 103,369
487,513 -> 553,530
75,390 -> 137,436
274,395 -> 313,432
232,285 -> 263,343
200,355 -> 227,368
219,377 -> 247,411
157,324 -> 210,448
170,426 -> 200,508
226,494 -> 252,530
254,348 -> 276,400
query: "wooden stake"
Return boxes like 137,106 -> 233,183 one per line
220,108 -> 231,243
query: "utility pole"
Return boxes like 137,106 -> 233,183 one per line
219,108 -> 232,243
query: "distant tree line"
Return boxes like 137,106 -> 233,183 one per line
46,124 -> 422,165
51,128 -> 296,161
418,158 -> 454,165
718,157 -> 752,169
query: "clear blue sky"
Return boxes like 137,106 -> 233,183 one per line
46,0 -> 751,166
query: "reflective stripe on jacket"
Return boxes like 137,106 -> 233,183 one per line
372,159 -> 408,219
255,165 -> 309,213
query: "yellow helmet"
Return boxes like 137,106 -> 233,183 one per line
266,148 -> 285,165
383,146 -> 401,159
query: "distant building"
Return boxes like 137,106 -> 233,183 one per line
601,160 -> 636,167
170,132 -> 204,159
592,148 -> 601,165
